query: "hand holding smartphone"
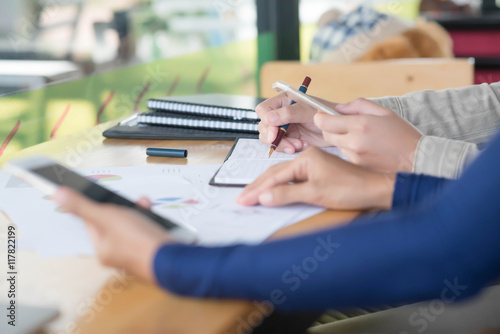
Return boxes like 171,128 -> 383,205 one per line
4,156 -> 197,244
272,81 -> 341,116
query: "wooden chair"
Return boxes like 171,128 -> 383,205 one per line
260,58 -> 474,102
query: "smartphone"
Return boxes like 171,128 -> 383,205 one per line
272,81 -> 341,116
4,155 -> 197,244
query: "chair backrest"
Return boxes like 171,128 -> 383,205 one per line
260,58 -> 474,102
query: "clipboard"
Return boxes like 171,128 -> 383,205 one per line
209,138 -> 247,188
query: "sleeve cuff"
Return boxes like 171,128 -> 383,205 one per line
153,243 -> 238,298
413,136 -> 480,179
154,244 -> 179,290
392,173 -> 451,209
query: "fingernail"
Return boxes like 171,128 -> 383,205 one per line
284,148 -> 294,154
267,112 -> 278,124
259,192 -> 273,205
336,103 -> 346,109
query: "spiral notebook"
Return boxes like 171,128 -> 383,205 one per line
103,94 -> 264,141
137,112 -> 259,133
147,94 -> 261,121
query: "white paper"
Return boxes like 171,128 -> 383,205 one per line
214,139 -> 345,185
0,164 -> 324,257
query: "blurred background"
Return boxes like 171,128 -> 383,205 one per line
0,0 -> 498,155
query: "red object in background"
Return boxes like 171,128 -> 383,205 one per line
96,91 -> 115,125
436,16 -> 500,85
475,69 -> 500,85
446,29 -> 500,84
51,104 -> 71,139
133,81 -> 151,114
0,121 -> 21,157
449,30 -> 500,57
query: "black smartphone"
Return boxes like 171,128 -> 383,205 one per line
5,155 -> 197,243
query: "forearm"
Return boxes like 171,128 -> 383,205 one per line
154,205 -> 492,312
371,83 -> 497,178
154,178 -> 495,313
371,82 -> 500,144
155,174 -> 454,309
154,132 -> 500,311
155,217 -> 466,312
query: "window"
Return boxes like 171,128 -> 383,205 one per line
0,0 -> 257,155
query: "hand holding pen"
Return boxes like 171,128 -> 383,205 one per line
268,77 -> 312,158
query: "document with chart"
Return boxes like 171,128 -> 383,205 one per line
210,138 -> 346,187
0,165 -> 325,257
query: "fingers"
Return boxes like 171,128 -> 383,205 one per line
258,120 -> 278,143
321,132 -> 363,162
314,112 -> 352,134
237,162 -> 293,206
265,104 -> 317,127
255,94 -> 292,124
314,112 -> 375,153
287,138 -> 308,152
256,93 -> 318,150
256,92 -> 318,125
259,120 -> 307,153
255,93 -> 292,121
321,132 -> 348,149
258,103 -> 316,147
136,197 -> 152,210
257,182 -> 316,207
53,187 -> 107,225
336,98 -> 390,116
237,159 -> 308,206
85,224 -> 102,246
259,125 -> 296,153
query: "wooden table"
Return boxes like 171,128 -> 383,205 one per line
0,122 -> 358,334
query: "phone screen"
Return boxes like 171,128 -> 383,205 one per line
31,164 -> 179,230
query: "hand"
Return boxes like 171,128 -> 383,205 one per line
237,147 -> 396,210
314,98 -> 423,172
256,93 -> 336,154
53,187 -> 175,283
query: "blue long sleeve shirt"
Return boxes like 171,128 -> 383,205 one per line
154,132 -> 500,312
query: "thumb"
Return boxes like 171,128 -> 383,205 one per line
335,98 -> 389,116
258,182 -> 315,207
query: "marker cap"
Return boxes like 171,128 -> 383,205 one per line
146,148 -> 188,158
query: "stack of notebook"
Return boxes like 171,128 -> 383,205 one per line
103,94 -> 264,141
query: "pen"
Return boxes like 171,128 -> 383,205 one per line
147,148 -> 188,158
268,77 -> 312,158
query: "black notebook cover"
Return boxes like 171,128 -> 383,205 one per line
103,94 -> 263,141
